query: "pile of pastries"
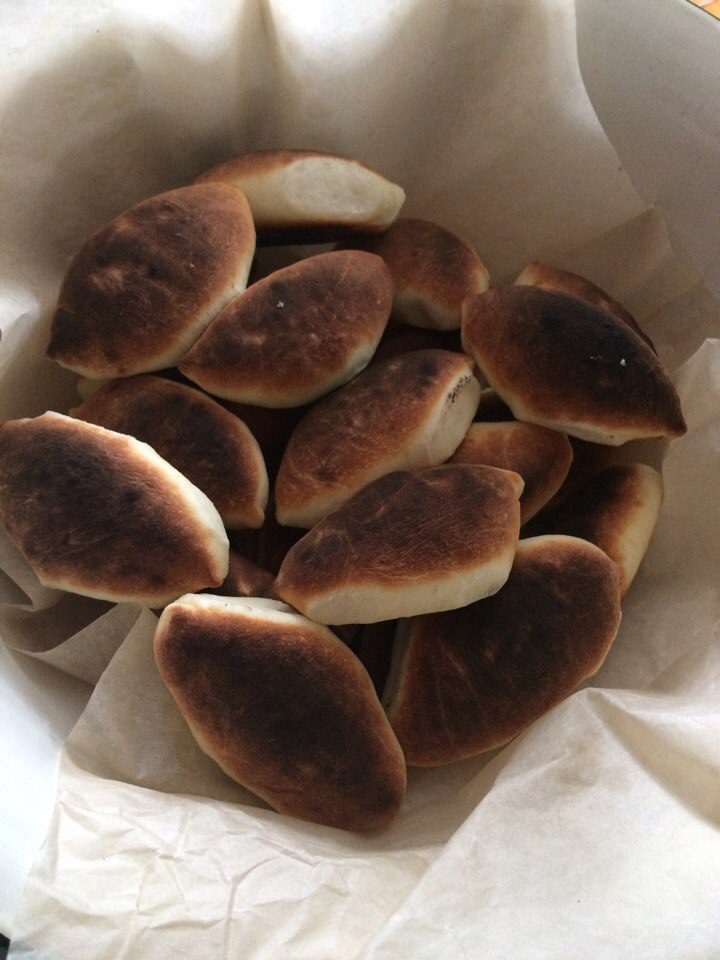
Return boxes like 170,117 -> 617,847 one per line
0,150 -> 685,831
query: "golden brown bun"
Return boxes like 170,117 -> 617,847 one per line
154,595 -> 407,831
47,184 -> 255,378
524,464 -> 663,596
515,261 -> 656,352
462,287 -> 686,445
385,535 -> 621,766
275,464 -> 523,624
71,375 -> 268,529
342,218 -> 489,330
196,149 -> 405,242
448,421 -> 573,523
0,412 -> 228,605
275,350 -> 481,527
206,550 -> 278,600
180,251 -> 393,407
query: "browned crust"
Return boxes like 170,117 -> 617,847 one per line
462,287 -> 686,439
0,414 -> 225,599
72,375 -> 266,527
518,262 -> 656,352
196,150 -> 402,242
47,184 -> 255,376
180,251 -> 393,403
275,465 -> 521,601
206,550 -> 278,599
523,465 -> 657,590
388,536 -> 621,766
342,218 -> 487,313
154,602 -> 407,830
448,422 -> 573,522
275,350 -> 476,515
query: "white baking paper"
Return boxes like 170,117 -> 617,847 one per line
1,0 -> 719,956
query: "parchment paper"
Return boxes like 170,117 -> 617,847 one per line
1,0 -> 719,957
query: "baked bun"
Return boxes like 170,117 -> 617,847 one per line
0,412 -> 228,605
48,184 -> 256,378
525,464 -> 663,596
448,421 -> 573,523
275,350 -> 481,527
462,287 -> 686,445
71,376 -> 268,529
179,251 -> 393,407
515,261 -> 656,351
275,464 -> 523,624
343,218 -> 488,330
154,595 -> 406,831
196,150 -> 405,241
384,535 -> 621,766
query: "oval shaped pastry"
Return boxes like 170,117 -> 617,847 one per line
179,251 -> 393,407
345,217 -> 489,330
515,261 -> 656,351
0,412 -> 228,605
154,595 -> 407,831
71,375 -> 268,529
462,286 -> 686,445
384,535 -> 621,766
196,149 -> 405,241
448,421 -> 573,523
275,350 -> 481,527
524,463 -> 663,596
47,184 -> 256,378
274,464 -> 523,625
